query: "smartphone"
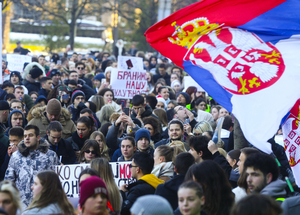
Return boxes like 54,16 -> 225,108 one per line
184,119 -> 190,125
57,60 -> 62,65
62,94 -> 70,100
123,108 -> 131,116
101,79 -> 106,85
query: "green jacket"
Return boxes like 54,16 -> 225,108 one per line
22,94 -> 34,110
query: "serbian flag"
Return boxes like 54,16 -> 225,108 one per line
145,0 -> 300,154
282,100 -> 300,185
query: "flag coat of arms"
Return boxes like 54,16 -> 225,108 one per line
145,0 -> 300,154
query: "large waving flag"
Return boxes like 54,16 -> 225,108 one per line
145,0 -> 300,154
282,100 -> 300,185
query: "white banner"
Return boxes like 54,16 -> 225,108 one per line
111,69 -> 147,99
55,162 -> 135,198
118,56 -> 144,71
7,54 -> 32,73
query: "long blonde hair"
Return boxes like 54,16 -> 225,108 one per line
90,131 -> 110,161
91,158 -> 121,212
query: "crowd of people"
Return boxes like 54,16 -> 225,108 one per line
0,46 -> 297,215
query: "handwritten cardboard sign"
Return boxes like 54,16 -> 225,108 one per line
7,54 -> 32,73
111,69 -> 147,99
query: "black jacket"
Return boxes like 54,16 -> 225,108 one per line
155,173 -> 185,210
37,88 -> 49,99
212,151 -> 232,179
153,73 -> 171,86
25,81 -> 41,94
121,175 -> 162,215
45,135 -> 77,165
81,75 -> 93,89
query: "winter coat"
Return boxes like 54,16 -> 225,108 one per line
121,174 -> 164,215
25,80 -> 41,94
22,203 -> 62,215
22,62 -> 46,80
0,130 -> 9,179
27,106 -> 76,139
5,139 -> 60,207
155,173 -> 185,210
281,196 -> 300,215
44,135 -> 77,165
151,162 -> 174,181
22,94 -> 35,110
260,179 -> 287,200
37,88 -> 49,98
81,75 -> 93,89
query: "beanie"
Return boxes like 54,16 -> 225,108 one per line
135,128 -> 151,142
104,66 -> 113,76
171,80 -> 181,88
46,99 -> 61,116
49,69 -> 61,78
71,90 -> 85,103
0,100 -> 10,111
130,195 -> 173,215
94,73 -> 105,82
10,71 -> 22,81
179,92 -> 190,104
30,67 -> 44,79
156,95 -> 167,108
79,176 -> 109,207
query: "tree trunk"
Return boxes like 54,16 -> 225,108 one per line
69,1 -> 78,50
234,116 -> 250,150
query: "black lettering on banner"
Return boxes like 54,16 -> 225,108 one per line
72,180 -> 78,195
56,166 -> 64,180
64,166 -> 70,180
74,166 -> 82,179
63,181 -> 70,194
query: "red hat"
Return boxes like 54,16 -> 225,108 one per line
79,176 -> 113,211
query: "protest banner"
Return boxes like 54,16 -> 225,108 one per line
118,56 -> 144,71
111,68 -> 147,99
7,54 -> 32,73
55,162 -> 134,197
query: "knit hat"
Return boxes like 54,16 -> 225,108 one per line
130,195 -> 173,215
79,176 -> 109,207
156,95 -> 167,108
46,99 -> 62,116
71,90 -> 85,103
30,67 -> 44,79
135,128 -> 151,142
0,100 -> 10,111
49,69 -> 61,78
94,73 -> 105,82
10,71 -> 22,81
104,66 -> 113,76
179,92 -> 190,104
171,80 -> 181,89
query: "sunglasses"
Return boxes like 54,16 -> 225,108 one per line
129,164 -> 138,168
77,67 -> 84,70
85,150 -> 96,154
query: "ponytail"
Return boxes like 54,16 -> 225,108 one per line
156,145 -> 177,164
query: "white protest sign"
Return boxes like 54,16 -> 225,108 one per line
118,56 -> 144,71
111,68 -> 147,99
183,76 -> 206,92
55,162 -> 135,198
7,54 -> 32,73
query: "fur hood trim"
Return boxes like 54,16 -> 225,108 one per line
22,62 -> 45,80
18,138 -> 50,157
31,106 -> 72,121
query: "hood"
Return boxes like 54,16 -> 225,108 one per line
35,95 -> 48,105
8,109 -> 25,128
139,174 -> 165,189
31,106 -> 72,125
22,62 -> 45,80
260,179 -> 287,197
18,138 -> 50,157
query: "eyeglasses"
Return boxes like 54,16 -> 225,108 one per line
129,164 -> 138,168
77,67 -> 84,70
85,150 -> 96,154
